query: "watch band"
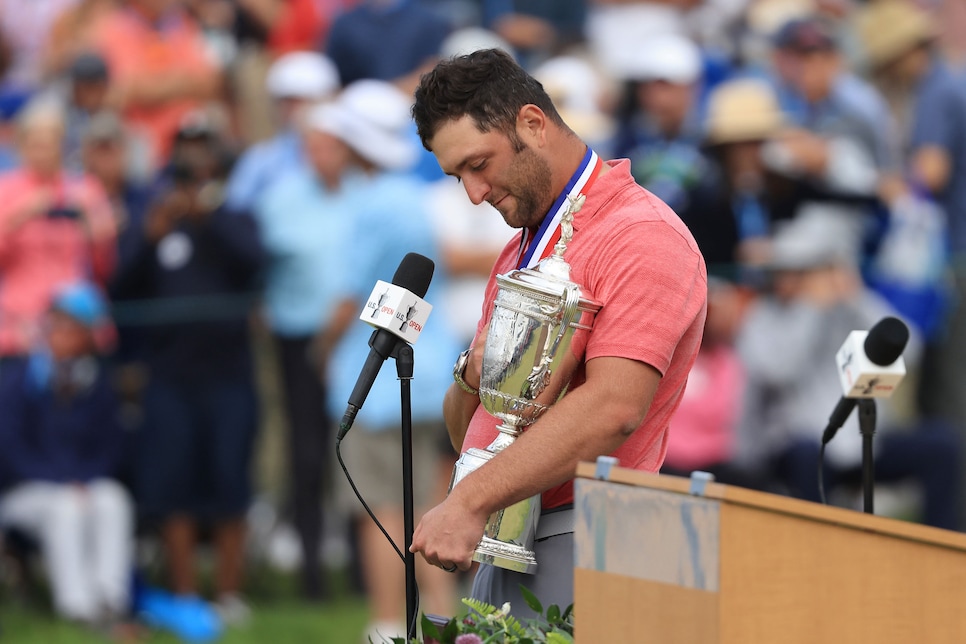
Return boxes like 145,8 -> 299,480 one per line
453,349 -> 479,396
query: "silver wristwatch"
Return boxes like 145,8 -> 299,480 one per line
453,349 -> 479,396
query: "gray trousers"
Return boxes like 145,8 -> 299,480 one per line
470,531 -> 574,621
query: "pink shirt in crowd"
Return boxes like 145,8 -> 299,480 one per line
664,345 -> 744,471
462,159 -> 708,509
0,169 -> 116,355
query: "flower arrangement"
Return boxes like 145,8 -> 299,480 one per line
387,587 -> 574,644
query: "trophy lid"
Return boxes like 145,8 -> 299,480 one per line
497,261 -> 602,313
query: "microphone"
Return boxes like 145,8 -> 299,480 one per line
338,253 -> 435,440
821,316 -> 909,445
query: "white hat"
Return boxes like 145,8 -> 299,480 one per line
266,51 -> 340,100
440,27 -> 513,59
623,34 -> 703,84
306,80 -> 418,171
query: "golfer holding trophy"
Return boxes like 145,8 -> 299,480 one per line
410,49 -> 708,619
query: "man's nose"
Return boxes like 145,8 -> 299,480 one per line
462,176 -> 490,206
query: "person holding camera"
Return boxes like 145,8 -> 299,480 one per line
0,98 -> 116,359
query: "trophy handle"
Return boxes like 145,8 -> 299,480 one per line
521,284 -> 582,400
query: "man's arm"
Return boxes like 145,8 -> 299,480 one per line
412,354 -> 661,569
442,328 -> 486,451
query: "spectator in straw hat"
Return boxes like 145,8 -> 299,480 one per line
675,78 -> 787,273
695,75 -> 873,276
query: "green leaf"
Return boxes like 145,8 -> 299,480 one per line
519,585 -> 543,615
546,604 -> 561,624
547,632 -> 575,644
561,604 -> 574,622
506,615 -> 528,637
420,614 -> 442,641
462,597 -> 499,617
442,616 -> 460,641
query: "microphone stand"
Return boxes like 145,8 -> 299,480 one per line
857,399 -> 877,515
393,341 -> 418,641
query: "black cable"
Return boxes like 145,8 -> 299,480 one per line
818,440 -> 828,506
336,437 -> 405,562
335,435 -> 421,636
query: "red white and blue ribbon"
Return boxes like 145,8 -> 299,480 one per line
517,148 -> 602,269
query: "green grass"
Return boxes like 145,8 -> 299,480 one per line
0,566 -> 371,644
0,599 -> 369,643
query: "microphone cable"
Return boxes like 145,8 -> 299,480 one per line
818,440 -> 829,506
335,434 -> 421,634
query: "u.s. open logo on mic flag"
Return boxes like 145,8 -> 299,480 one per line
361,280 -> 432,344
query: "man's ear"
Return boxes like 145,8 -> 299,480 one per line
516,104 -> 548,147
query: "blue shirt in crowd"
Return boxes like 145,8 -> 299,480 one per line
254,164 -> 354,338
225,129 -> 305,213
909,59 -> 966,256
326,169 -> 461,430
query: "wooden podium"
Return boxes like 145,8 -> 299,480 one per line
573,461 -> 966,643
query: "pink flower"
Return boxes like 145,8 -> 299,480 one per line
455,635 -> 483,644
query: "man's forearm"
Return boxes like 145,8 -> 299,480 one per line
443,382 -> 479,452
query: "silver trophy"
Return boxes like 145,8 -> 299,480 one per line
449,194 -> 602,574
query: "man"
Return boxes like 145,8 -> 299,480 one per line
89,0 -> 221,172
0,282 -> 134,632
409,48 -> 708,617
224,50 -> 340,213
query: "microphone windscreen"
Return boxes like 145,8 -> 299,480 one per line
864,316 -> 909,366
392,253 -> 435,298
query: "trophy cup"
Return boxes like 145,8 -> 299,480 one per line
449,195 -> 602,574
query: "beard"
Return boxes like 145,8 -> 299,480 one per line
493,143 -> 555,229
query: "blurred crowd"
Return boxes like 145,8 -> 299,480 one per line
1,0 -> 966,642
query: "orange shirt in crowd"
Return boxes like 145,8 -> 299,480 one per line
89,7 -> 218,168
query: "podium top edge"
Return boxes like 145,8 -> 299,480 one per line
575,461 -> 966,553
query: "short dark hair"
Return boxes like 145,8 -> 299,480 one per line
412,48 -> 567,151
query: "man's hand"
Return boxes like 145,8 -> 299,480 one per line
410,491 -> 488,573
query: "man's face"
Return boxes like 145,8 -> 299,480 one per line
775,48 -> 840,103
304,129 -> 351,182
429,115 -> 554,229
46,310 -> 93,361
636,80 -> 694,135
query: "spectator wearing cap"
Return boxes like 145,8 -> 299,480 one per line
307,78 -> 462,642
769,15 -> 898,180
0,99 -> 117,358
224,50 -> 339,214
479,0 -> 587,70
80,111 -> 153,268
57,51 -> 113,173
0,281 -> 136,629
111,118 -> 264,625
325,0 -> 451,88
732,209 -> 960,531
611,34 -> 708,215
856,1 -> 966,497
87,0 -> 221,173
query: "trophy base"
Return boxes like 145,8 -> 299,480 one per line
473,536 -> 538,574
449,448 -> 541,575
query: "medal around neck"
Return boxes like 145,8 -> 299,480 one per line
449,194 -> 602,574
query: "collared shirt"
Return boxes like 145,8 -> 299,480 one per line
461,159 -> 708,509
253,165 -> 353,337
325,170 -> 461,429
225,130 -> 305,213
